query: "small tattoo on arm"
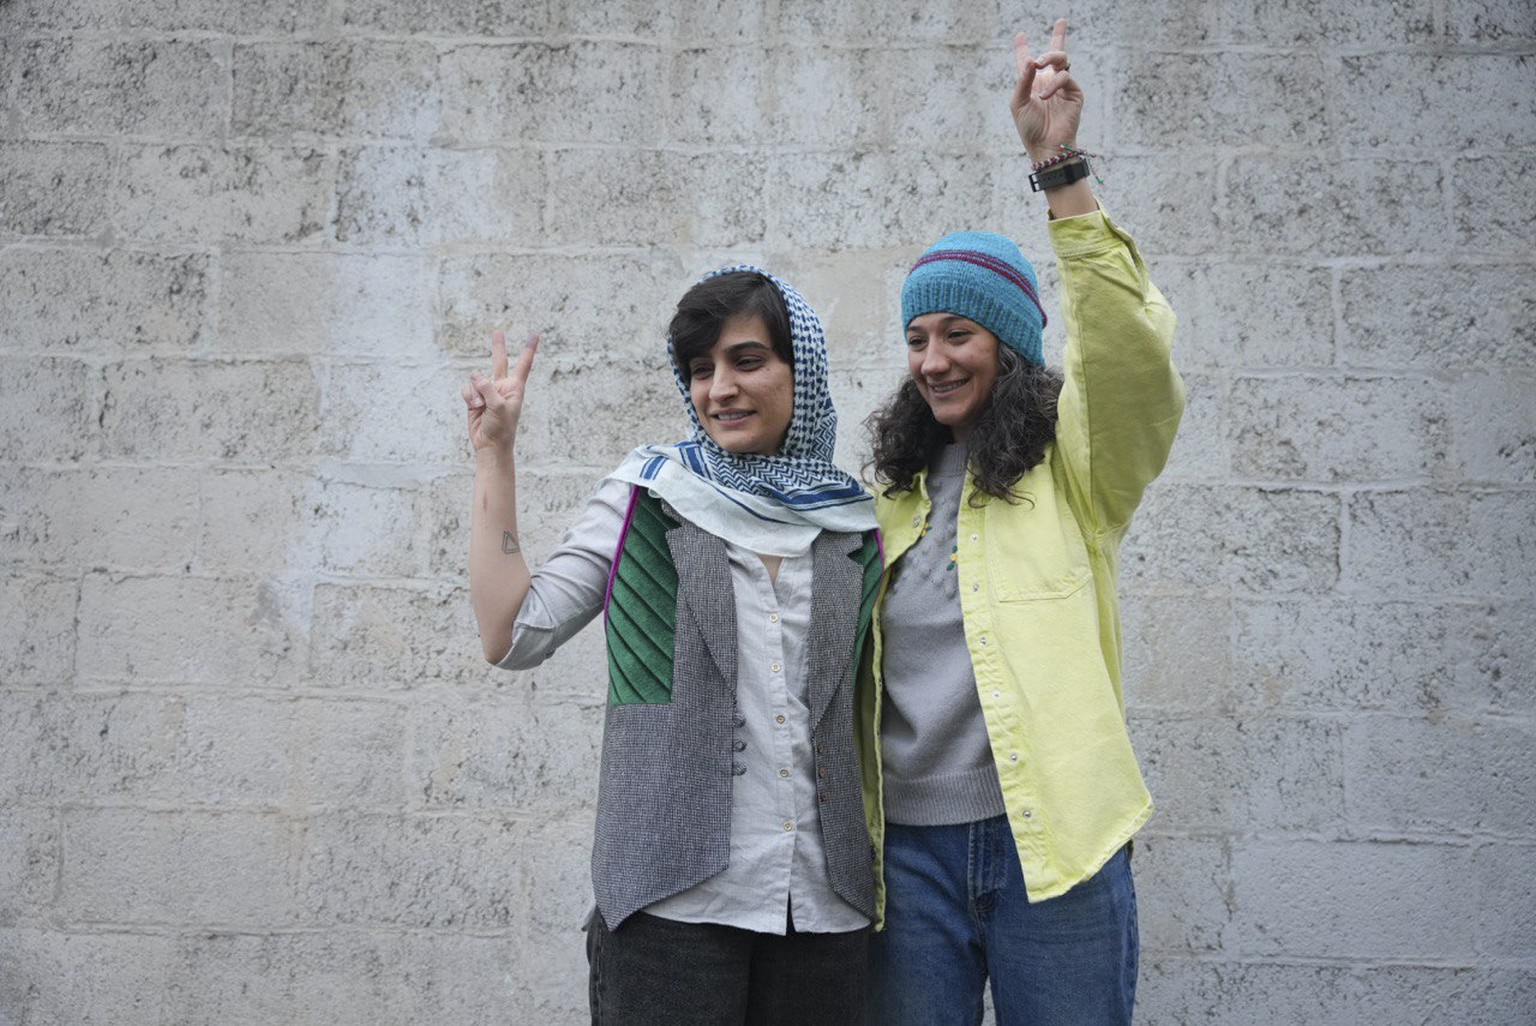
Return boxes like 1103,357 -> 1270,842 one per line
501,531 -> 521,555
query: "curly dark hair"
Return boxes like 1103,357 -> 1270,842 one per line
866,347 -> 1063,505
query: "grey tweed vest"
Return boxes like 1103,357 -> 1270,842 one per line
592,508 -> 878,930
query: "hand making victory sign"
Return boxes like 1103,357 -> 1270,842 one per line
463,329 -> 540,454
1011,18 -> 1095,218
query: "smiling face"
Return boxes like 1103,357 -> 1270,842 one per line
906,312 -> 1001,442
687,312 -> 795,456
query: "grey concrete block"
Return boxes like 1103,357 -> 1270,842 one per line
402,930 -> 586,1024
1335,55 -> 1536,149
300,812 -> 526,927
310,582 -> 478,689
770,47 -> 887,148
1137,715 -> 1345,832
1344,489 -> 1535,599
436,249 -> 686,360
0,810 -> 58,924
889,45 -> 1016,149
340,0 -> 552,36
316,362 -> 464,464
0,465 -> 200,572
0,141 -> 112,237
1233,598 -> 1534,716
1134,835 -> 1231,954
1224,156 -> 1446,257
523,820 -> 594,932
0,928 -> 175,1024
1450,0 -> 1536,43
334,144 -> 541,246
201,469 -> 426,577
76,573 -> 308,685
218,251 -> 430,358
0,248 -> 207,353
1115,54 -> 1328,149
410,687 -> 600,816
1454,154 -> 1536,253
1160,370 -> 1227,481
0,575 -> 75,685
776,150 -> 994,251
437,42 -> 665,146
778,0 -> 1003,42
61,808 -> 296,926
233,41 -> 442,141
116,144 -> 333,245
1344,715 -> 1536,836
1228,840 -> 1477,960
0,356 -> 92,462
1476,843 -> 1536,959
1140,961 -> 1536,1026
544,148 -> 767,248
1152,260 -> 1334,370
164,930 -> 407,1026
1064,155 -> 1219,259
1121,484 -> 1341,595
1120,594 -> 1236,713
665,47 -> 772,146
1448,371 -> 1536,483
1230,374 -> 1447,483
99,358 -> 319,462
292,698 -> 410,808
1338,263 -> 1536,369
11,39 -> 225,137
512,360 -> 690,470
1215,0 -> 1436,44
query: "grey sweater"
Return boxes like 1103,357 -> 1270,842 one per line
878,444 -> 1007,826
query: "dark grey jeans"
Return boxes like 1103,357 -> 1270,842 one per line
587,910 -> 869,1026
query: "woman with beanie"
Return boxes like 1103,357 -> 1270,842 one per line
862,20 -> 1183,1025
463,267 -> 881,1025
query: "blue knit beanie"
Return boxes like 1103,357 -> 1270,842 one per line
901,231 -> 1047,366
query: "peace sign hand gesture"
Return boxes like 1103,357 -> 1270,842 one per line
1010,18 -> 1083,164
463,330 -> 540,455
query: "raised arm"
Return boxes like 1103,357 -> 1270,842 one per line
1011,19 -> 1095,219
464,330 -> 539,663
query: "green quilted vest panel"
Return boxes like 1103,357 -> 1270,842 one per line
605,490 -> 679,706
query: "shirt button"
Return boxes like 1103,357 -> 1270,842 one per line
970,533 -> 979,542
817,766 -> 826,779
768,612 -> 780,624
778,768 -> 790,779
1023,809 -> 1033,819
770,661 -> 782,673
971,583 -> 980,592
733,739 -> 746,752
912,516 -> 921,528
775,714 -> 786,724
782,821 -> 794,832
979,636 -> 988,646
992,690 -> 1001,699
1009,752 -> 1019,763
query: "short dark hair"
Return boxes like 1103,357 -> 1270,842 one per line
670,271 -> 794,374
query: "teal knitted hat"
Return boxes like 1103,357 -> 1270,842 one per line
901,231 -> 1047,366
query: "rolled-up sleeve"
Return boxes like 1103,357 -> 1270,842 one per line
496,476 -> 630,671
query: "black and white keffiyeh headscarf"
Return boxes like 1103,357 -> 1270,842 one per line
609,265 -> 876,556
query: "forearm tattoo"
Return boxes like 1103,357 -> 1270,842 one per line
501,531 -> 521,555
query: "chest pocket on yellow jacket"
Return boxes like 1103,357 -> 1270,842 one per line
982,486 -> 1092,601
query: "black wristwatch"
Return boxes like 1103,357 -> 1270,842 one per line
1029,157 -> 1090,193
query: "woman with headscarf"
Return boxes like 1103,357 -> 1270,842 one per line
462,267 -> 881,1025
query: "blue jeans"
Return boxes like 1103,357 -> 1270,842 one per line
868,816 -> 1138,1026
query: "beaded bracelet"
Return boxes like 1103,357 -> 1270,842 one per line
1030,144 -> 1093,172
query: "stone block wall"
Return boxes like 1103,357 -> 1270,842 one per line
1,0 -> 1532,1022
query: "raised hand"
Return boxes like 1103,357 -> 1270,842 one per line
463,330 -> 540,454
1010,18 -> 1083,164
